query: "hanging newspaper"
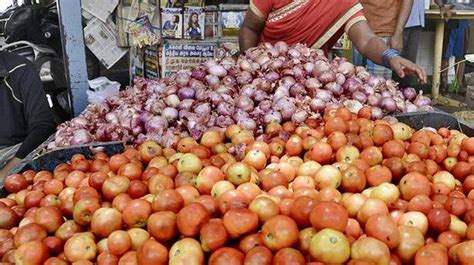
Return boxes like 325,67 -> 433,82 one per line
84,18 -> 128,69
219,4 -> 247,38
161,8 -> 183,39
183,7 -> 205,40
161,42 -> 216,77
116,0 -> 160,47
82,0 -> 119,22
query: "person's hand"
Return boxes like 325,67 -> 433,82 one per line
389,56 -> 428,84
440,6 -> 453,20
390,33 -> 403,52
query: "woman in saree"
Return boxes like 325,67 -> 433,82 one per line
239,0 -> 427,83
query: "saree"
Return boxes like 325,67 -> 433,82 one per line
250,0 -> 366,51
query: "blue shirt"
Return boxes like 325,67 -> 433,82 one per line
406,0 -> 425,28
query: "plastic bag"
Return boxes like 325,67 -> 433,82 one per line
86,77 -> 121,104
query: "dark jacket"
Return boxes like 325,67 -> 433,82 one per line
0,51 -> 55,158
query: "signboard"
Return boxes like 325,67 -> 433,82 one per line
162,42 -> 216,77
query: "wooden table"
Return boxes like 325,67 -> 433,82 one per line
425,9 -> 474,99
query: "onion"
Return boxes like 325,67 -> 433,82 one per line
290,83 -> 306,97
366,76 -> 382,89
274,98 -> 297,120
216,85 -> 234,96
304,78 -> 321,90
275,41 -> 289,54
162,107 -> 178,121
418,105 -> 434,112
269,59 -> 284,70
318,71 -> 336,84
414,91 -> 432,107
233,109 -> 250,122
360,84 -> 375,96
287,48 -> 301,58
312,61 -> 331,77
145,116 -> 168,133
239,59 -> 252,71
222,76 -> 237,86
258,100 -> 272,112
177,87 -> 195,100
280,76 -> 296,88
71,129 -> 92,145
238,118 -> 257,131
105,112 -> 119,124
293,66 -> 305,79
175,71 -> 191,86
139,112 -> 153,123
189,79 -> 206,90
236,96 -> 254,112
343,77 -> 363,93
208,91 -> 224,106
264,110 -> 282,124
217,102 -> 234,116
177,99 -> 194,111
401,87 -> 417,101
394,97 -> 406,111
216,115 -> 234,128
237,71 -> 253,85
208,65 -> 227,77
191,69 -> 206,80
343,100 -> 363,114
337,61 -> 356,77
165,94 -> 180,108
274,86 -> 290,101
325,82 -> 343,96
194,103 -> 212,116
253,90 -> 269,102
380,97 -> 397,112
336,73 -> 346,85
291,110 -> 308,123
256,54 -> 271,65
256,78 -> 272,93
352,91 -> 367,103
367,94 -> 381,106
315,89 -> 333,102
404,102 -> 418,113
310,98 -> 326,111
381,90 -> 392,98
303,62 -> 314,73
205,74 -> 220,87
195,88 -> 206,101
371,107 -> 383,119
265,71 -> 280,82
382,116 -> 399,125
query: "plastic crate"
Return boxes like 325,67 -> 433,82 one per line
394,111 -> 474,136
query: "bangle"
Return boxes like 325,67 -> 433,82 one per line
382,48 -> 401,69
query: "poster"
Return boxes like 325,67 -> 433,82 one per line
162,42 -> 216,77
116,0 -> 160,47
204,6 -> 218,38
184,7 -> 205,40
144,46 -> 161,79
130,46 -> 145,80
220,10 -> 245,37
161,8 -> 183,39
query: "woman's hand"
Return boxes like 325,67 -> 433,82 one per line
389,56 -> 428,84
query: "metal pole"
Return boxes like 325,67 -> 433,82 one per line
57,0 -> 89,116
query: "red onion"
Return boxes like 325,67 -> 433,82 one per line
222,76 -> 237,86
418,105 -> 434,112
264,110 -> 282,124
337,61 -> 356,77
414,91 -> 432,107
163,85 -> 178,96
318,71 -> 336,84
336,73 -> 346,85
233,109 -> 250,122
256,78 -> 272,93
367,94 -> 381,106
145,116 -> 168,133
290,83 -> 306,97
177,87 -> 195,100
280,76 -> 296,88
274,86 -> 290,101
177,99 -> 194,111
360,84 -> 375,96
366,76 -> 382,89
380,97 -> 397,112
371,107 -> 383,119
139,112 -> 153,123
194,103 -> 212,116
175,71 -> 191,86
204,59 -> 217,68
216,85 -> 234,96
71,129 -> 92,145
382,116 -> 399,125
208,65 -> 227,77
256,54 -> 271,65
312,61 -> 331,77
343,77 -> 362,93
189,79 -> 206,90
394,97 -> 406,111
253,90 -> 269,102
237,71 -> 253,85
275,41 -> 289,54
269,59 -> 284,70
205,75 -> 220,88
217,102 -> 234,116
287,48 -> 301,58
258,100 -> 272,112
191,69 -> 206,80
343,100 -> 363,114
315,89 -> 333,102
401,87 -> 417,101
325,82 -> 343,96
105,112 -> 119,124
165,95 -> 180,107
291,110 -> 308,123
352,91 -> 367,104
207,91 -> 224,106
293,66 -> 305,79
195,88 -> 206,101
238,118 -> 257,131
274,97 -> 297,120
162,107 -> 178,121
310,98 -> 326,112
239,59 -> 252,71
265,71 -> 280,82
304,78 -> 321,90
236,96 -> 254,112
404,102 -> 418,113
303,62 -> 314,73
381,90 -> 392,98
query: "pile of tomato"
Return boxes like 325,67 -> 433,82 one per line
1,107 -> 474,265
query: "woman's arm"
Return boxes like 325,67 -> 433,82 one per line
239,10 -> 266,52
348,20 -> 427,83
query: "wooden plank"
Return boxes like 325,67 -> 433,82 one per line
432,20 -> 445,99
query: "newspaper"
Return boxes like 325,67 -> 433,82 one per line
84,18 -> 128,69
117,0 -> 160,47
82,0 -> 119,22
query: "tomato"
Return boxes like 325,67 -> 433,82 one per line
289,196 -> 317,227
176,202 -> 210,237
136,239 -> 168,265
360,146 -> 383,166
261,215 -> 299,251
310,201 -> 348,232
351,237 -> 390,265
365,214 -> 399,249
308,142 -> 333,164
223,208 -> 258,239
200,222 -> 228,252
371,124 -> 394,146
244,246 -> 273,265
415,243 -> 448,265
340,166 -> 366,193
399,172 -> 432,201
273,248 -> 305,265
209,247 -> 245,265
366,165 -> 392,187
396,226 -> 425,262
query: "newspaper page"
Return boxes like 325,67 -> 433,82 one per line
82,0 -> 119,22
117,0 -> 160,47
161,41 -> 216,77
184,7 -> 205,40
84,18 -> 128,69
